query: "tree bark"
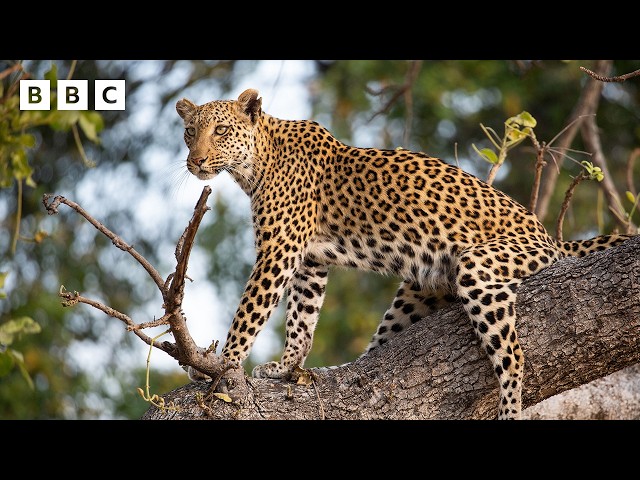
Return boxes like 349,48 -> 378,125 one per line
142,236 -> 640,420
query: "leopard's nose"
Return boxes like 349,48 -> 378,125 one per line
191,156 -> 207,167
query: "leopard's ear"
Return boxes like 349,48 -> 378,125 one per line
176,98 -> 197,122
236,89 -> 262,124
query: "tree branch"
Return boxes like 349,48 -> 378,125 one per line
581,115 -> 635,233
43,187 -> 245,391
627,147 -> 640,199
555,171 -> 587,240
57,288 -> 173,355
368,60 -> 422,124
528,142 -> 547,212
143,236 -> 640,420
535,60 -> 611,221
580,66 -> 640,83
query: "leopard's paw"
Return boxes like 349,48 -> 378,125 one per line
252,361 -> 293,379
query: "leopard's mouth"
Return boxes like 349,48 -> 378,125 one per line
188,163 -> 221,181
194,169 -> 219,181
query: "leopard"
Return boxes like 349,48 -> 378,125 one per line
176,88 -> 633,419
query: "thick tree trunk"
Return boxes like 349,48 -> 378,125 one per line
142,236 -> 640,420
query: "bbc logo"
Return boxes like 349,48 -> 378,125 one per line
20,80 -> 126,111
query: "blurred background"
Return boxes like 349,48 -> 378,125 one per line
1,59 -> 638,419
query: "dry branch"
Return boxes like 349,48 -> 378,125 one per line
368,60 -> 423,124
580,66 -> 640,83
528,142 -> 547,212
42,188 -> 245,388
555,171 -> 588,240
627,148 -> 640,199
581,115 -> 636,233
535,60 -> 611,221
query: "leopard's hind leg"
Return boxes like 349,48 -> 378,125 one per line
364,280 -> 457,353
456,239 -> 559,419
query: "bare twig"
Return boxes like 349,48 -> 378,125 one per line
627,148 -> 640,199
43,186 -> 247,386
130,314 -> 172,330
369,60 -> 423,123
161,186 -> 213,366
0,63 -> 22,81
485,159 -> 500,186
66,60 -> 77,81
535,60 -> 611,221
42,194 -> 165,291
402,61 -> 422,146
556,172 -> 588,240
57,287 -> 175,356
4,64 -> 28,100
580,115 -> 632,232
312,377 -> 326,420
71,124 -> 96,168
580,66 -> 640,83
454,142 -> 459,167
529,142 -> 547,212
10,179 -> 22,255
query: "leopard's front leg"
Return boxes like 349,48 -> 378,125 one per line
219,243 -> 301,371
252,258 -> 329,379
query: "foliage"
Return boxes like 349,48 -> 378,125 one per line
472,111 -> 537,166
0,61 -> 100,388
0,315 -> 41,388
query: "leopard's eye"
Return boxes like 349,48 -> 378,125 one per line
185,127 -> 195,136
215,125 -> 229,135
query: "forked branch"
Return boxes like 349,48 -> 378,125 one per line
42,187 -> 244,389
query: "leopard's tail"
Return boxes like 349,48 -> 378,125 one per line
557,233 -> 634,258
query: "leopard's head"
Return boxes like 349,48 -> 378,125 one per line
176,89 -> 262,186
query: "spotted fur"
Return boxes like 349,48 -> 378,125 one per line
176,89 -> 633,419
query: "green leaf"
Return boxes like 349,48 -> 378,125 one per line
580,160 -> 604,181
78,111 -> 104,143
581,160 -> 594,169
506,127 -> 527,142
0,271 -> 7,290
16,109 -> 49,129
0,349 -> 34,389
517,111 -> 537,128
0,317 -> 41,345
472,144 -> 499,164
506,111 -> 537,128
49,110 -> 80,131
626,191 -> 637,204
16,317 -> 41,335
44,63 -> 58,88
10,149 -> 33,181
